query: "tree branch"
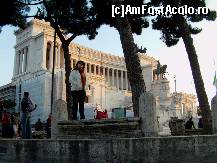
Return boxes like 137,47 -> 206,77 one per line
23,15 -> 44,19
16,0 -> 43,6
49,17 -> 66,43
42,0 -> 66,43
66,34 -> 77,44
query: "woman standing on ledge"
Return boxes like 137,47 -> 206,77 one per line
69,61 -> 86,120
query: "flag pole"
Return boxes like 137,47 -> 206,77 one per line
213,59 -> 217,95
51,29 -> 56,115
213,71 -> 217,96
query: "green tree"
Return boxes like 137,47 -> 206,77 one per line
0,0 -> 39,32
150,0 -> 216,133
36,0 -> 100,118
91,0 -> 149,116
2,99 -> 16,109
0,98 -> 16,117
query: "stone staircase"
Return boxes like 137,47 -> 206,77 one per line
56,118 -> 144,139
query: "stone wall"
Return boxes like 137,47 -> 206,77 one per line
1,135 -> 217,162
57,118 -> 142,139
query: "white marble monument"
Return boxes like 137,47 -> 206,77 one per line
7,19 -> 198,133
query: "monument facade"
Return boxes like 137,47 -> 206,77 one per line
0,19 -> 198,133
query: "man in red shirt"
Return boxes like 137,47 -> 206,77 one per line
2,110 -> 10,138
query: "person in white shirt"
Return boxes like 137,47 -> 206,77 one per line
69,61 -> 86,120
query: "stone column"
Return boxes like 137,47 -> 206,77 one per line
94,64 -> 96,75
13,52 -> 18,75
56,45 -> 59,69
121,70 -> 123,90
98,65 -> 101,75
106,68 -> 109,84
59,51 -> 63,69
17,51 -> 21,74
22,48 -> 25,72
23,47 -> 28,72
49,42 -> 54,71
58,45 -> 61,69
17,52 -> 20,75
19,50 -> 23,73
58,44 -> 61,68
51,99 -> 68,139
125,71 -> 128,90
212,95 -> 217,134
55,44 -> 59,69
139,92 -> 158,136
42,39 -> 47,70
112,68 -> 115,86
18,51 -> 21,73
116,69 -> 119,90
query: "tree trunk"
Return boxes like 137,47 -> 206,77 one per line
62,42 -> 72,120
115,17 -> 146,117
177,15 -> 212,133
48,14 -> 77,120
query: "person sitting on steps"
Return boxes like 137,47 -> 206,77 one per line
185,117 -> 195,129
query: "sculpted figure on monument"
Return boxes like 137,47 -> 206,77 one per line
153,61 -> 167,80
160,65 -> 167,79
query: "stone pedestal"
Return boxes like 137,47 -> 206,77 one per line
139,92 -> 158,136
168,117 -> 185,136
151,79 -> 171,99
212,95 -> 217,134
51,99 -> 68,139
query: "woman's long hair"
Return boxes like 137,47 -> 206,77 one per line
74,60 -> 85,70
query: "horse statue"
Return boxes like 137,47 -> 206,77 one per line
160,65 -> 167,78
153,61 -> 167,80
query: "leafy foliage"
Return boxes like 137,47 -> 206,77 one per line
40,0 -> 100,40
1,99 -> 16,109
150,0 -> 216,46
90,0 -> 149,35
0,0 -> 31,32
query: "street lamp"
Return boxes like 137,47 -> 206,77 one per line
18,79 -> 22,113
174,75 -> 177,93
50,30 -> 57,115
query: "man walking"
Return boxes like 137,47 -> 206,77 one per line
21,92 -> 37,139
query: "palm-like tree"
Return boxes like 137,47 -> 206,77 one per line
36,0 -> 100,118
115,17 -> 146,117
150,0 -> 216,133
91,0 -> 149,116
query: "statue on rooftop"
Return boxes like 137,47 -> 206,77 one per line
153,61 -> 167,80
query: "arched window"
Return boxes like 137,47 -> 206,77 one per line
96,66 -> 99,75
91,65 -> 94,73
87,63 -> 90,73
46,42 -> 51,70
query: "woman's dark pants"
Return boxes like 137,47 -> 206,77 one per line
71,90 -> 86,120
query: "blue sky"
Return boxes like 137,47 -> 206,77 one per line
0,0 -> 217,104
